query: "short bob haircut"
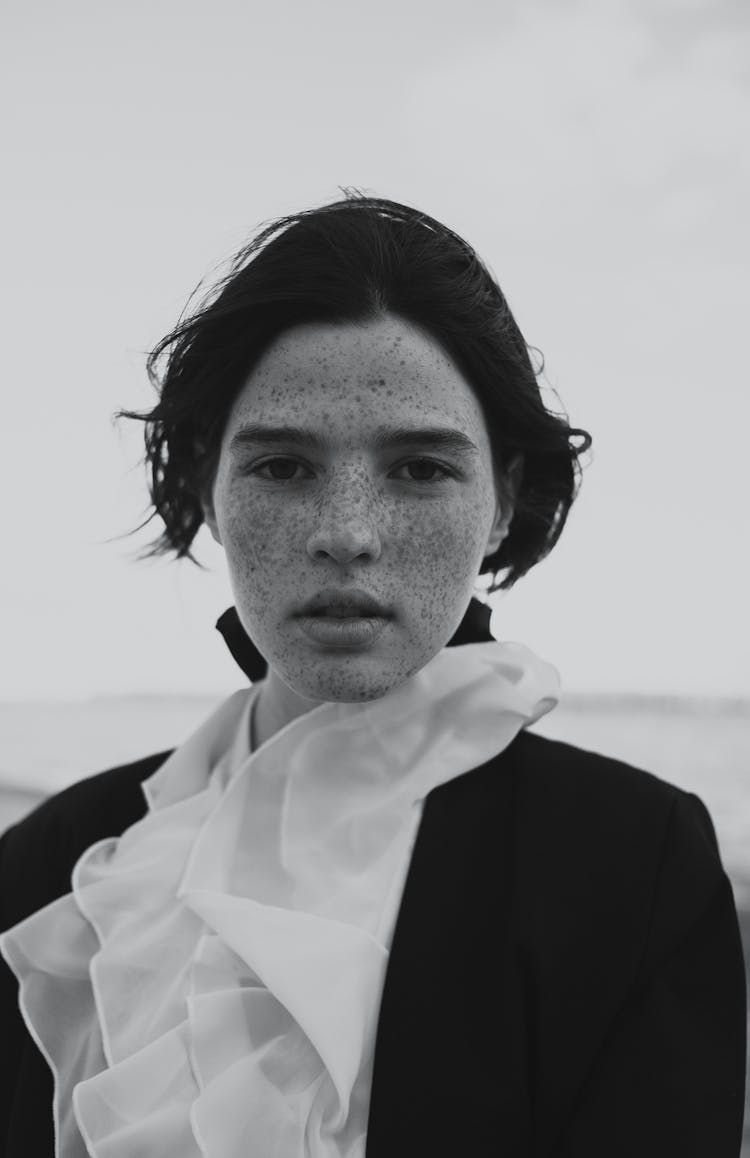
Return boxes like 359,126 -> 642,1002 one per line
117,190 -> 592,593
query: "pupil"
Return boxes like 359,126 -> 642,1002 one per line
270,459 -> 297,479
409,460 -> 436,480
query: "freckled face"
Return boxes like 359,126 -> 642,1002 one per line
203,313 -> 513,704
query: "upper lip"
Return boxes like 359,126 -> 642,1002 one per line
297,588 -> 391,618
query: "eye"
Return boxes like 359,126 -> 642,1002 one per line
391,458 -> 454,483
247,457 -> 313,481
244,456 -> 455,484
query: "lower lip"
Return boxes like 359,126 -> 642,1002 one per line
296,614 -> 390,647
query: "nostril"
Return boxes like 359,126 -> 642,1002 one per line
306,520 -> 382,566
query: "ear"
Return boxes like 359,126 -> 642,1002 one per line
200,484 -> 223,546
484,453 -> 523,559
194,440 -> 224,546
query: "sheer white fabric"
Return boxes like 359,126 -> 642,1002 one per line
0,639 -> 560,1158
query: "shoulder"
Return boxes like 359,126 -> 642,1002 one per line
504,731 -> 729,960
512,726 -> 678,799
506,726 -> 705,822
0,750 -> 173,928
507,727 -> 722,871
449,725 -> 688,823
440,728 -> 726,929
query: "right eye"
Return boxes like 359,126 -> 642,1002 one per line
246,457 -> 313,481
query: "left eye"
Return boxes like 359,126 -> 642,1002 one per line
392,458 -> 452,482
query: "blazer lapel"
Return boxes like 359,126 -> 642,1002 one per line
365,745 -> 533,1157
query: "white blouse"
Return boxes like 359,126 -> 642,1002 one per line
1,639 -> 560,1158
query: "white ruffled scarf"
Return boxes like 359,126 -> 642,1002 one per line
1,638 -> 559,1158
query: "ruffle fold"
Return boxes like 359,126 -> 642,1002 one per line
0,640 -> 560,1157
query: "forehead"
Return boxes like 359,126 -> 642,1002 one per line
224,313 -> 490,440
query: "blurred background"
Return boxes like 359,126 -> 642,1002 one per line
1,0 -> 748,1141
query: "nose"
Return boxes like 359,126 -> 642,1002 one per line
305,476 -> 383,565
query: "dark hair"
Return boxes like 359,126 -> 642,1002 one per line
116,189 -> 592,592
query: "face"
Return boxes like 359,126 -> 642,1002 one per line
203,312 -> 516,705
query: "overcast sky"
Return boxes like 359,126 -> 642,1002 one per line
2,0 -> 748,699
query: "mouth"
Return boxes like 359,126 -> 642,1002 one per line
296,589 -> 392,619
295,612 -> 390,648
294,589 -> 392,648
304,606 -> 382,620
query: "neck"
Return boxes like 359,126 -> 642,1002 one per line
252,669 -> 325,749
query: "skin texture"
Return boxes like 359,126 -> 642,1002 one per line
202,312 -> 519,747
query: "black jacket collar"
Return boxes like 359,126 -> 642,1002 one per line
215,597 -> 494,682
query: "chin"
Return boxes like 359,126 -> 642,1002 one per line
283,658 -> 409,705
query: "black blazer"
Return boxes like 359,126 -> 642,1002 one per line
1,603 -> 746,1157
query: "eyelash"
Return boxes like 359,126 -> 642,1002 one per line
245,456 -> 456,484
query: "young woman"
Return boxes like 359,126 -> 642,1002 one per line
0,193 -> 745,1158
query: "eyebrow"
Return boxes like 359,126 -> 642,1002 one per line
228,422 -> 480,456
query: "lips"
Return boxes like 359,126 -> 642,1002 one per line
309,606 -> 380,620
297,589 -> 391,618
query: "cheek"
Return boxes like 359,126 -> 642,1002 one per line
392,492 -> 491,569
219,491 -> 298,596
382,494 -> 493,631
